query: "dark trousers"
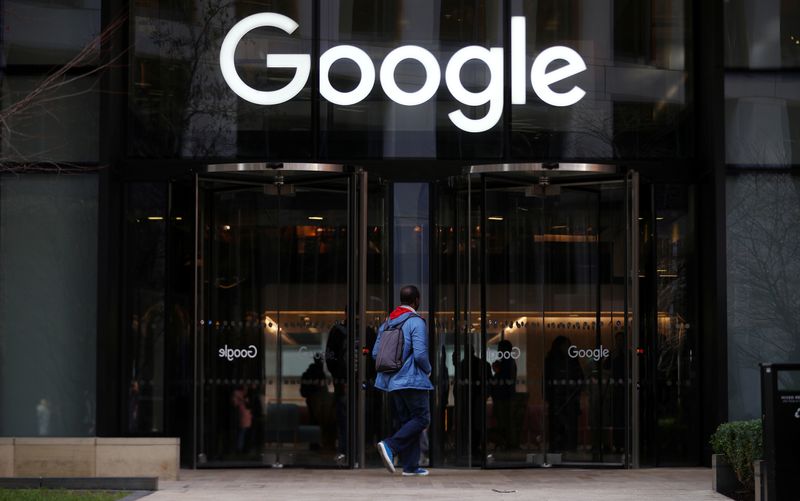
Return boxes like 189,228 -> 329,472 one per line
384,389 -> 430,473
334,384 -> 347,455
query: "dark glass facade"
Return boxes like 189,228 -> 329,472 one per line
128,0 -> 692,161
0,0 -> 796,473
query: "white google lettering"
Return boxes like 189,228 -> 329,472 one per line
379,45 -> 441,106
219,13 -> 310,105
530,46 -> 587,107
219,344 -> 258,361
567,345 -> 610,362
320,45 -> 375,105
219,14 -> 587,133
444,46 -> 503,133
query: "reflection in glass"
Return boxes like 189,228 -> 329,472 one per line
197,175 -> 350,466
481,178 -> 629,466
727,173 -> 800,420
725,74 -> 800,166
319,0 -> 504,159
510,0 -> 691,160
123,183 -> 168,435
653,184 -> 698,464
1,76 -> 100,164
431,176 -> 484,466
724,0 -> 800,69
2,0 -> 101,65
131,0 -> 314,158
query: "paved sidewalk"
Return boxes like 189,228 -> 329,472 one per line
144,467 -> 726,501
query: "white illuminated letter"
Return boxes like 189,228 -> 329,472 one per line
320,45 -> 376,105
511,16 -> 526,105
219,13 -> 310,105
530,46 -> 587,107
379,45 -> 441,106
445,46 -> 504,133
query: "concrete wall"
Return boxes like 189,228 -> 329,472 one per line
0,438 -> 13,476
0,437 -> 178,480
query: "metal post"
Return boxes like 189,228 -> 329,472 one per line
193,174 -> 200,468
357,169 -> 368,468
628,170 -> 640,468
466,173 -> 472,466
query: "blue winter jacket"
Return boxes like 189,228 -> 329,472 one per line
372,307 -> 433,392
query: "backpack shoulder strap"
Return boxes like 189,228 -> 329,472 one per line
397,313 -> 420,327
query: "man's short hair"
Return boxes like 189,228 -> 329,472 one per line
400,285 -> 420,305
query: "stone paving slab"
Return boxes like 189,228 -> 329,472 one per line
142,467 -> 727,501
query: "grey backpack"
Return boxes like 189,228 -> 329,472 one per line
375,315 -> 417,374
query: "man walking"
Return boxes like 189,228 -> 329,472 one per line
373,285 -> 432,476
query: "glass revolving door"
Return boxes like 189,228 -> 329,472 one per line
195,166 -> 355,467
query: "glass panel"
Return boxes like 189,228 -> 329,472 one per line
431,176 -> 482,466
725,74 -> 800,167
393,183 -> 430,310
777,370 -> 800,392
510,0 -> 691,160
363,176 -> 391,467
278,178 -> 349,466
481,175 -> 628,467
197,174 -> 350,466
131,0 -> 314,158
1,75 -> 100,163
727,173 -> 800,420
122,183 -> 168,434
652,184 -> 698,464
725,0 -> 800,69
319,0 -> 504,159
483,177 -> 545,466
198,179 -> 280,464
0,174 -> 98,436
2,0 -> 101,65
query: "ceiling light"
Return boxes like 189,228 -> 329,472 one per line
147,216 -> 164,221
488,216 -> 504,221
308,216 -> 324,221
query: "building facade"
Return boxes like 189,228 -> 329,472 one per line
0,0 -> 798,470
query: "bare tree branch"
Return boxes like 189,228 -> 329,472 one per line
0,12 -> 129,173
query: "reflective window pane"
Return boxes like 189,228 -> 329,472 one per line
130,0 -> 314,158
725,74 -> 800,167
1,75 -> 100,164
725,0 -> 800,69
727,173 -> 800,420
319,0 -> 504,159
475,176 -> 629,466
2,0 -> 101,65
122,183 -> 168,434
197,175 -> 351,466
653,184 -> 698,464
0,174 -> 98,436
510,0 -> 691,160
